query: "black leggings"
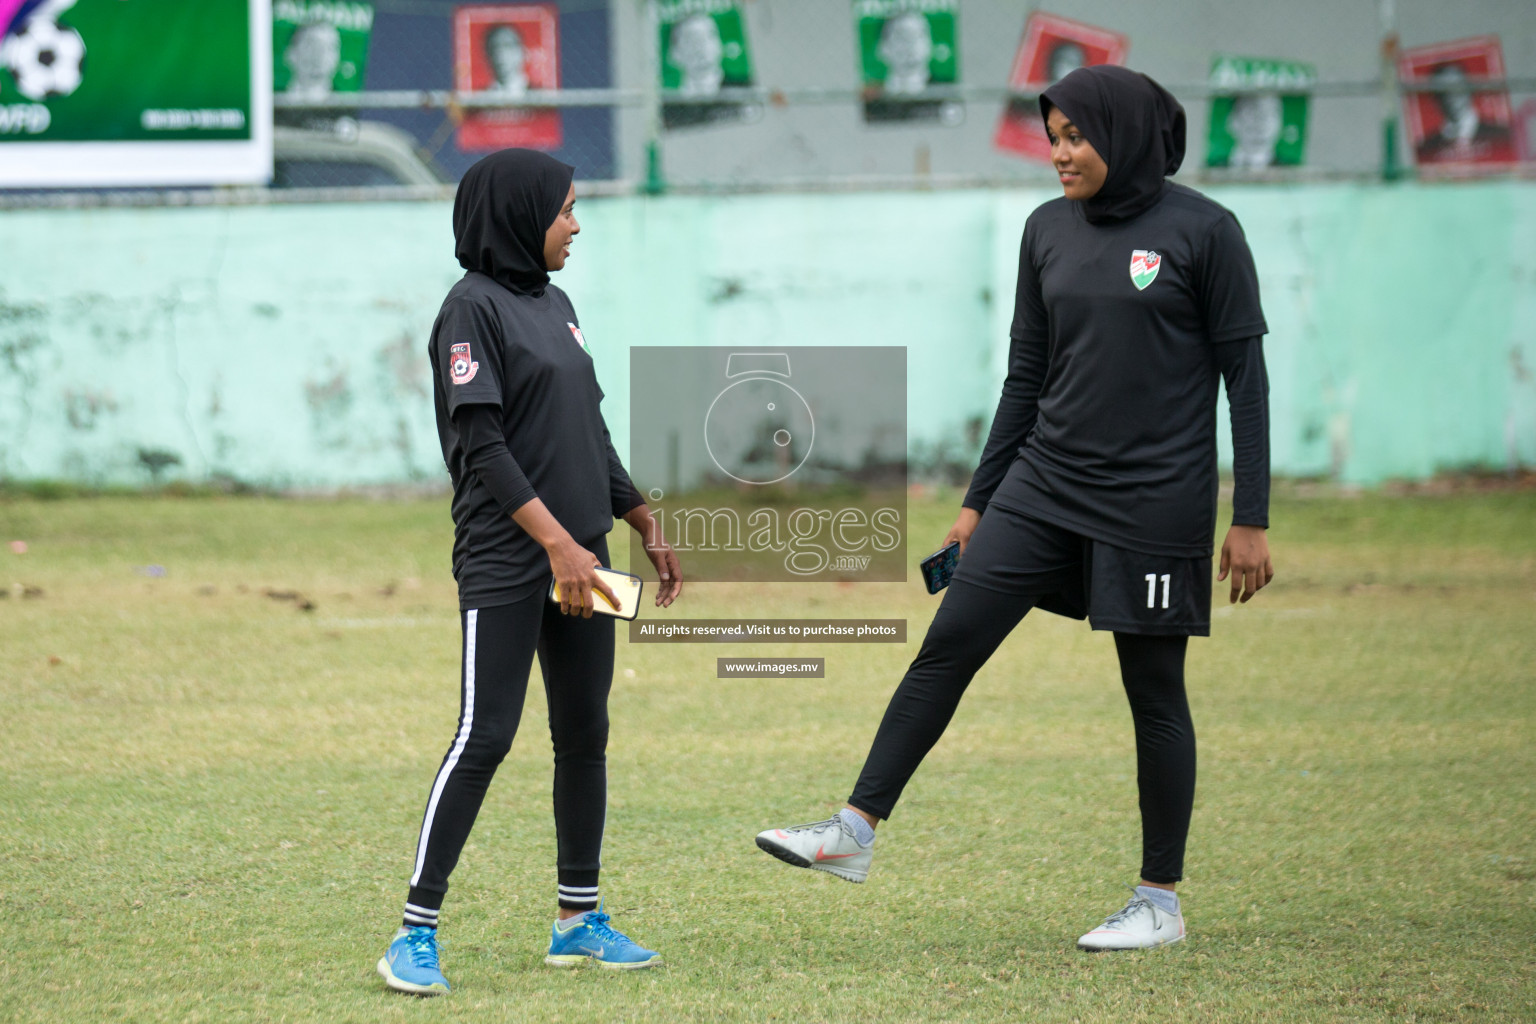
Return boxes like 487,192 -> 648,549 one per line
848,578 -> 1196,884
405,582 -> 614,912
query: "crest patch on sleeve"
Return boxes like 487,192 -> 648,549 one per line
449,342 -> 479,385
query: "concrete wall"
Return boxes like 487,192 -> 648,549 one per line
2,181 -> 1534,487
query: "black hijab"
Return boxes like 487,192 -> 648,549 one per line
1040,66 -> 1186,225
453,148 -> 575,296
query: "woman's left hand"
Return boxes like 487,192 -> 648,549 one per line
1218,524 -> 1274,604
644,539 -> 682,607
623,503 -> 683,607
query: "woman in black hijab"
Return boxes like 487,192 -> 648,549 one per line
377,150 -> 682,994
757,67 -> 1274,952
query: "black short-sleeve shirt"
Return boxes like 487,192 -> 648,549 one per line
986,184 -> 1268,557
430,272 -> 636,609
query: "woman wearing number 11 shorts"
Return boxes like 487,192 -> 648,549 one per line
756,65 -> 1274,951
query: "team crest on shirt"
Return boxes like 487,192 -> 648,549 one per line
567,322 -> 589,353
1130,250 -> 1162,291
449,343 -> 479,385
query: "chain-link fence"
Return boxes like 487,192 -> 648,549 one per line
268,0 -> 620,192
3,0 -> 1535,203
626,0 -> 1536,190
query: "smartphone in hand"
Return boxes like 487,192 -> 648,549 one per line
549,567 -> 645,620
919,541 -> 960,595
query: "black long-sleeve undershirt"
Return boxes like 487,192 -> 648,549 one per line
962,330 -> 1050,514
454,404 -> 645,521
963,335 -> 1270,529
602,426 -> 647,517
455,403 -> 537,517
1213,337 -> 1270,528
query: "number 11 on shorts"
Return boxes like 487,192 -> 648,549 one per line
1145,573 -> 1171,609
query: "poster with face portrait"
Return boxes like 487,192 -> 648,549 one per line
658,0 -> 758,130
993,12 -> 1127,162
1399,36 -> 1517,170
454,3 -> 560,151
853,0 -> 962,126
1205,56 -> 1313,169
272,1 -> 373,100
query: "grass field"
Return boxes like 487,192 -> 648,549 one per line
1,488 -> 1533,1023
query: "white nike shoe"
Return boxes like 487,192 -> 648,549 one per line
755,816 -> 874,883
1077,889 -> 1186,950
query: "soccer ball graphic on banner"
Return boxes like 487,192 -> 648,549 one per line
0,14 -> 85,101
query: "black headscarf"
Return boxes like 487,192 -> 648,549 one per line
1040,66 -> 1186,224
453,149 -> 575,296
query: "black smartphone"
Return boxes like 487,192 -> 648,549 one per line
919,541 -> 961,595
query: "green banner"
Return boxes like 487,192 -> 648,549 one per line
659,0 -> 750,93
658,0 -> 757,130
853,0 -> 960,125
0,0 -> 253,144
273,0 -> 372,97
1206,55 -> 1315,169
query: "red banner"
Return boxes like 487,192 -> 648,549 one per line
1399,36 -> 1517,171
454,3 -> 562,152
993,12 -> 1128,163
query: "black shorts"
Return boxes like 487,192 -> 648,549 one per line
953,505 -> 1212,636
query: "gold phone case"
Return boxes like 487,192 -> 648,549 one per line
548,567 -> 644,620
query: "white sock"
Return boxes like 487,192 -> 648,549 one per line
556,912 -> 591,932
839,808 -> 875,845
1136,885 -> 1180,915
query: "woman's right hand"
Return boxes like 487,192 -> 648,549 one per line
546,535 -> 620,618
943,507 -> 982,557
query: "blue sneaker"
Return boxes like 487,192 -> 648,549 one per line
545,910 -> 662,970
377,926 -> 450,995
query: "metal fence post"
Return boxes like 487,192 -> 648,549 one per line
1379,0 -> 1402,181
641,0 -> 666,195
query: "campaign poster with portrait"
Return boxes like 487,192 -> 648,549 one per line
0,0 -> 272,186
1205,56 -> 1314,169
658,0 -> 757,130
853,0 -> 962,126
1399,36 -> 1517,170
993,11 -> 1127,162
454,3 -> 560,152
273,0 -> 373,100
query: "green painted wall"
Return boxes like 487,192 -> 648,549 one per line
1,183 -> 1532,488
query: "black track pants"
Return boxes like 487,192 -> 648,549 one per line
405,583 -> 614,911
847,578 -> 1197,883
1112,632 -> 1196,885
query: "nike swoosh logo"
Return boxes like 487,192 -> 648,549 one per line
815,843 -> 860,860
580,944 -> 605,957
